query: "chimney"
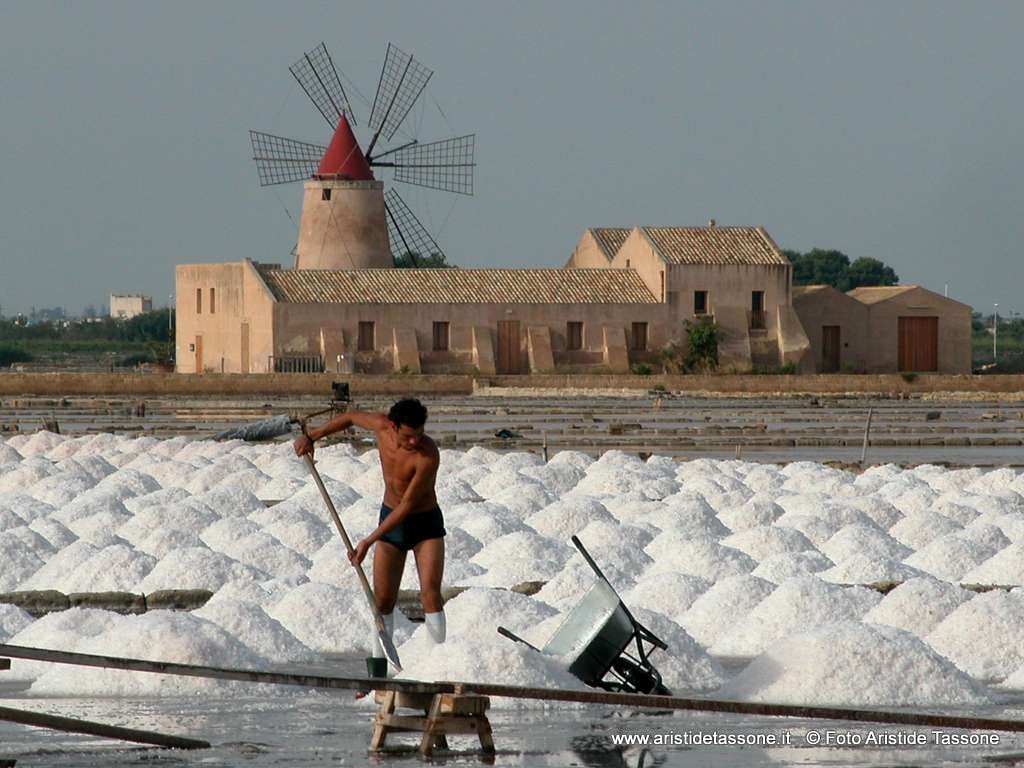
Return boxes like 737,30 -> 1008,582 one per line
708,218 -> 716,227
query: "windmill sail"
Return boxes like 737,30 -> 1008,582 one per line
368,44 -> 433,149
290,43 -> 357,127
391,134 -> 475,196
384,188 -> 446,267
250,131 -> 327,186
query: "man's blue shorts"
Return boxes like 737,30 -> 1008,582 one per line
378,503 -> 447,552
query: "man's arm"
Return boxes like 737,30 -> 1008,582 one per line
294,410 -> 387,456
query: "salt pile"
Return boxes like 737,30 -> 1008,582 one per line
678,574 -> 775,648
30,612 -> 274,696
3,433 -> 1024,704
644,535 -> 755,580
0,603 -> 33,640
623,572 -> 710,623
710,576 -> 881,657
862,577 -> 974,637
193,598 -> 315,662
926,591 -> 1024,681
903,534 -> 999,581
750,551 -> 833,583
723,622 -> 988,706
267,581 -> 414,654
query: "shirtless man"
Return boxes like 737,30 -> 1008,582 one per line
293,398 -> 446,654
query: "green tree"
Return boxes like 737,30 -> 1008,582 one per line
847,257 -> 898,289
786,248 -> 899,291
394,252 -> 454,269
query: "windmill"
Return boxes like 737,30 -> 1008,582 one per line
250,43 -> 475,270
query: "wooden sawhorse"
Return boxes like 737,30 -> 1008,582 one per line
371,687 -> 494,759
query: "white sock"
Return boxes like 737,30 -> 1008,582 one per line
371,611 -> 395,657
424,610 -> 446,644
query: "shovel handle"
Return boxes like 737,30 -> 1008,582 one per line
302,454 -> 383,629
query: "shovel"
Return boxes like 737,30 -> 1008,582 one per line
302,453 -> 402,673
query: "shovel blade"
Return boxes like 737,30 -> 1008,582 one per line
379,630 -> 402,672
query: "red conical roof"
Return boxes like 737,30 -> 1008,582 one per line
316,115 -> 374,180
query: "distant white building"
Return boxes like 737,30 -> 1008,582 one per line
110,294 -> 153,319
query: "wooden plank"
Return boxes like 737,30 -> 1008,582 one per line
0,705 -> 208,750
0,659 -> 10,671
4,643 -> 1024,734
0,644 -> 445,696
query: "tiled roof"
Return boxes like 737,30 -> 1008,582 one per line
846,286 -> 918,304
792,285 -> 828,297
642,226 -> 789,266
590,228 -> 632,259
257,267 -> 659,304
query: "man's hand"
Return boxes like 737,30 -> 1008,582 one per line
293,434 -> 314,457
349,538 -> 372,566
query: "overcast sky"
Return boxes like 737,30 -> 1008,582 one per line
1,1 -> 1021,317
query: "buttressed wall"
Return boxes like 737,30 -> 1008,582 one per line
295,180 -> 392,270
175,261 -> 275,373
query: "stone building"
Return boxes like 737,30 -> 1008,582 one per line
793,284 -> 971,374
175,107 -> 970,375
567,224 -> 810,371
109,294 -> 153,320
175,261 -> 665,374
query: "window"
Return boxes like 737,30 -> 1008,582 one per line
694,290 -> 708,315
196,288 -> 202,314
631,322 -> 648,352
567,321 -> 583,351
432,321 -> 449,351
210,287 -> 215,314
322,188 -> 332,201
358,321 -> 375,351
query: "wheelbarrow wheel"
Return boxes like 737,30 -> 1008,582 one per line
610,656 -> 671,696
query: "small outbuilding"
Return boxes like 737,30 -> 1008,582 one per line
793,284 -> 972,374
846,286 -> 972,374
792,285 -> 869,373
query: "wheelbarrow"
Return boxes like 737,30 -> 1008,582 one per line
498,535 -> 671,695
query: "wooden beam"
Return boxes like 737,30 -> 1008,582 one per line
0,644 -> 445,695
0,705 -> 209,750
3,643 -> 1023,734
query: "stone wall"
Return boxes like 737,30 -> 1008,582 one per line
2,372 -> 1023,396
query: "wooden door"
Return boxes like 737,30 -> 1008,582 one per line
822,325 -> 841,373
496,320 -> 520,374
240,322 -> 250,374
898,316 -> 938,372
194,335 -> 203,374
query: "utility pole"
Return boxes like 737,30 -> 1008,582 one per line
993,303 -> 999,363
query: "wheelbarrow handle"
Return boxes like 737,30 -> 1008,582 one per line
496,626 -> 542,654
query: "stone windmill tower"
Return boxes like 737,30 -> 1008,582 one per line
250,43 -> 476,270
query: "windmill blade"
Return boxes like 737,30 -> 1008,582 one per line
384,188 -> 446,267
368,43 -> 433,150
249,131 -> 326,186
390,134 -> 475,196
289,43 -> 357,127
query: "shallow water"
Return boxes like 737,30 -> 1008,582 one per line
4,679 -> 1024,767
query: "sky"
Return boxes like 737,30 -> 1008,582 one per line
0,1 -> 1021,317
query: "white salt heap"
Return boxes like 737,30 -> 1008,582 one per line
710,576 -> 881,657
2,434 -> 1023,704
926,590 -> 1024,681
862,577 -> 974,637
723,622 -> 988,706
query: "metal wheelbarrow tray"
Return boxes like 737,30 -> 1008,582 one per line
498,535 -> 671,695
